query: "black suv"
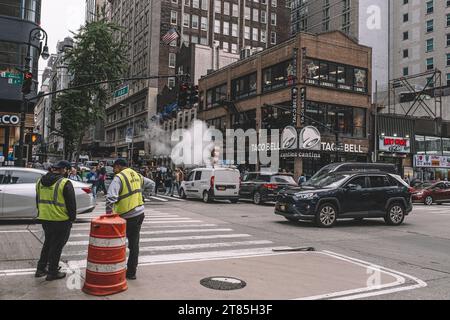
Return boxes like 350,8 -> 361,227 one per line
275,171 -> 413,228
240,172 -> 298,205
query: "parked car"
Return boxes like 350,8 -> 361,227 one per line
0,167 -> 96,220
275,171 -> 413,228
239,172 -> 298,205
180,167 -> 240,203
412,181 -> 450,205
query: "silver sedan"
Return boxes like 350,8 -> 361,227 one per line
0,167 -> 96,219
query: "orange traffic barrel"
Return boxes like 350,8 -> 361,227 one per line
82,214 -> 128,296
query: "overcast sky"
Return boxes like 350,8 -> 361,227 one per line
38,0 -> 85,79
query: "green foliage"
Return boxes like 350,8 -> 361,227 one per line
53,15 -> 127,160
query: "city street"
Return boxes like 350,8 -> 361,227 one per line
0,197 -> 448,300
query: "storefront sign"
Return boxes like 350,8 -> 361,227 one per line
414,155 -> 450,168
291,87 -> 298,126
379,136 -> 411,153
280,151 -> 321,159
299,87 -> 306,126
0,114 -> 20,125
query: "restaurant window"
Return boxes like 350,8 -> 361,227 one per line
262,60 -> 296,92
304,102 -> 366,138
232,73 -> 257,100
304,58 -> 367,94
442,138 -> 450,155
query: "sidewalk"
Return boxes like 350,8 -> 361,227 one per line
0,251 -> 415,300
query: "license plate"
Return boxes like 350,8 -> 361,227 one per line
279,204 -> 286,211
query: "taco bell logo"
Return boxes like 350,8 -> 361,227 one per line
281,126 -> 321,151
299,126 -> 321,150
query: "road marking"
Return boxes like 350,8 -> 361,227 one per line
62,240 -> 274,257
156,195 -> 186,202
0,230 -> 30,233
66,233 -> 251,246
296,251 -> 427,300
150,196 -> 169,202
63,223 -> 219,232
69,228 -> 234,237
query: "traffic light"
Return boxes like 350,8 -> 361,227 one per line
189,85 -> 199,105
178,83 -> 188,108
25,133 -> 41,145
22,72 -> 33,94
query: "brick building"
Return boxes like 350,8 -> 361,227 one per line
197,30 -> 372,179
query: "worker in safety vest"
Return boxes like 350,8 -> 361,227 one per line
106,158 -> 155,280
35,160 -> 77,281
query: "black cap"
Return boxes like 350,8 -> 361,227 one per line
52,160 -> 72,170
113,158 -> 128,167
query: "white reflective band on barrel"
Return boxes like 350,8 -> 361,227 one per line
86,261 -> 126,273
89,236 -> 126,247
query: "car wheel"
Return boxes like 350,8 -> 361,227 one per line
385,203 -> 405,226
315,203 -> 337,228
179,188 -> 187,199
285,217 -> 299,222
424,196 -> 433,206
203,191 -> 211,203
253,192 -> 263,205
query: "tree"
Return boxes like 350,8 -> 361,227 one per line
53,13 -> 127,161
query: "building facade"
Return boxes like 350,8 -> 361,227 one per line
390,0 -> 450,85
0,0 -> 42,165
104,0 -> 291,164
291,0 -> 390,94
197,31 -> 372,179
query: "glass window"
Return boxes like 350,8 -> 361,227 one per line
369,176 -> 388,188
0,0 -> 41,23
443,138 -> 450,155
232,4 -> 238,16
201,17 -> 208,30
170,11 -> 177,24
232,23 -> 238,37
10,171 -> 42,184
232,73 -> 257,100
346,176 -> 367,189
195,171 -> 202,180
262,60 -> 296,92
192,0 -> 199,8
183,13 -> 190,27
353,108 -> 366,137
224,1 -> 230,15
223,21 -> 229,35
191,15 -> 199,28
353,68 -> 367,93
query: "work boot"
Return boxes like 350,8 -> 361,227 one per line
35,268 -> 48,278
126,272 -> 137,280
45,272 -> 66,281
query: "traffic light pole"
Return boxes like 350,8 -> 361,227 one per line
16,53 -> 32,167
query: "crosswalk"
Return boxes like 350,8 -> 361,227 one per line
57,206 -> 287,267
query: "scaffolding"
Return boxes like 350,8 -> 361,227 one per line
387,69 -> 442,119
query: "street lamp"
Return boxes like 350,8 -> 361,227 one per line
16,27 -> 49,167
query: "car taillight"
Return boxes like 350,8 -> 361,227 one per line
82,187 -> 92,194
264,183 -> 278,190
210,176 -> 215,188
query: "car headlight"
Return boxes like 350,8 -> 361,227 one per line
294,192 -> 316,200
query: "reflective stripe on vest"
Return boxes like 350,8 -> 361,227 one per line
36,177 -> 70,221
114,168 -> 144,215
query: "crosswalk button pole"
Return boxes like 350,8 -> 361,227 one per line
82,214 -> 128,296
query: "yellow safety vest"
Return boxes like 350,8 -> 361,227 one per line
114,168 -> 144,215
36,177 -> 70,221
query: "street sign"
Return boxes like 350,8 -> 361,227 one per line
114,85 -> 129,98
1,72 -> 23,85
125,127 -> 133,143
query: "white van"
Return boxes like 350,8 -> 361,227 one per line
180,167 -> 240,203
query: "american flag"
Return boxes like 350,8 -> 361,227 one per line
162,27 -> 180,45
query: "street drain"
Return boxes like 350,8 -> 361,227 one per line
200,277 -> 246,290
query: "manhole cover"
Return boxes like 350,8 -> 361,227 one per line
200,277 -> 246,290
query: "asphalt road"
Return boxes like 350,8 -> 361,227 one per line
0,195 -> 449,299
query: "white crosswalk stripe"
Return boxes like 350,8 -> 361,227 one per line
57,207 -> 280,265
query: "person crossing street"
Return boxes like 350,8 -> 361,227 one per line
106,159 -> 155,280
35,160 -> 77,281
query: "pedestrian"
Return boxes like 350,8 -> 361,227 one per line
172,168 -> 182,196
403,175 -> 411,185
165,168 -> 173,196
96,163 -> 107,196
298,173 -> 306,185
87,167 -> 98,199
154,169 -> 161,195
35,160 -> 76,281
106,158 -> 155,280
68,167 -> 82,182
